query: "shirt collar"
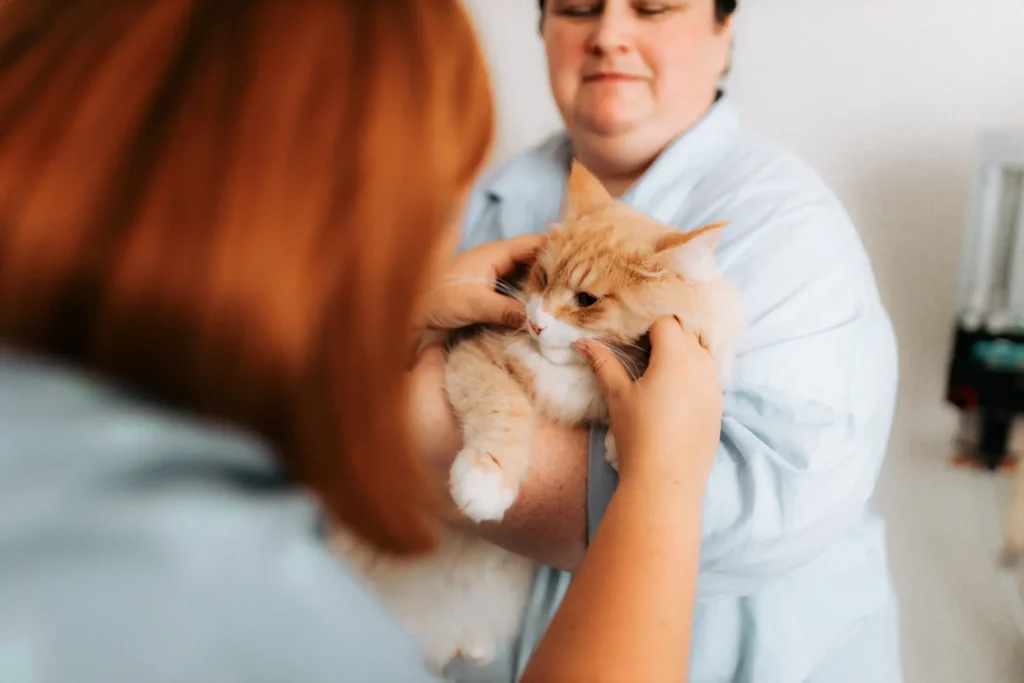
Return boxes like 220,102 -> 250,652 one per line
621,93 -> 739,222
483,92 -> 740,224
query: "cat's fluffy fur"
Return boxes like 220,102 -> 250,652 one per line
336,162 -> 745,674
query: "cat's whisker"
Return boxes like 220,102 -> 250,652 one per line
591,340 -> 641,383
593,337 -> 647,380
429,276 -> 527,304
493,281 -> 527,302
609,350 -> 642,384
595,336 -> 647,355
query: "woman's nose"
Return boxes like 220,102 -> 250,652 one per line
588,10 -> 634,57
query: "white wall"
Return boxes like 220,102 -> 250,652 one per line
465,0 -> 1024,456
462,1 -> 561,164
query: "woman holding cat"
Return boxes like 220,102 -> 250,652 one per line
416,0 -> 903,682
0,1 -> 720,681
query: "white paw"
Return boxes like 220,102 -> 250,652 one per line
604,432 -> 620,472
450,448 -> 516,522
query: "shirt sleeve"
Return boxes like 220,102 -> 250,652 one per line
587,201 -> 899,599
0,420 -> 440,683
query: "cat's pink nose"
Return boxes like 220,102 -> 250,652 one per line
530,322 -> 545,336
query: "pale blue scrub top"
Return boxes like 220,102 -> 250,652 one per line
0,353 -> 441,683
456,94 -> 903,683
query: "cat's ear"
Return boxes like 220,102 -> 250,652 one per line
655,222 -> 728,280
561,160 -> 613,221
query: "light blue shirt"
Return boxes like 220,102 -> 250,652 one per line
0,353 -> 440,683
459,94 -> 903,683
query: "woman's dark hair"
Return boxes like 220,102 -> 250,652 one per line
538,1 -> 737,23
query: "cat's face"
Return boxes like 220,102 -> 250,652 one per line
522,161 -> 731,367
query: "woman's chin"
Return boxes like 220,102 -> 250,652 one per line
574,101 -> 648,137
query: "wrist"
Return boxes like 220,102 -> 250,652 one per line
609,476 -> 705,541
616,459 -> 710,510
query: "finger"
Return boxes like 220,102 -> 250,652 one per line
487,233 -> 549,276
575,340 -> 634,400
645,316 -> 700,373
471,292 -> 527,328
407,338 -> 446,372
417,343 -> 447,370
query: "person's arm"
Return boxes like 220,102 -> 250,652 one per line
408,345 -> 589,571
521,476 -> 703,682
522,318 -> 721,682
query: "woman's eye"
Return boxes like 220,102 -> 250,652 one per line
635,2 -> 673,16
555,2 -> 601,18
575,292 -> 599,307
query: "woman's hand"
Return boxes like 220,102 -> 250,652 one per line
524,317 -> 719,683
418,234 -> 547,330
575,317 -> 722,493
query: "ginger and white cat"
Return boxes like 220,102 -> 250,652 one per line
336,161 -> 744,675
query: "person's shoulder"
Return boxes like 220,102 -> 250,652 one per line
696,121 -> 892,344
715,126 -> 849,228
462,131 -> 571,247
700,134 -> 896,406
471,131 -> 572,200
697,122 -> 870,275
0,353 -> 438,683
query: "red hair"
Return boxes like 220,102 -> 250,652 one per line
0,0 -> 494,555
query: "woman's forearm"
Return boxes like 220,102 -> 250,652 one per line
473,421 -> 589,571
520,475 -> 703,683
408,348 -> 590,570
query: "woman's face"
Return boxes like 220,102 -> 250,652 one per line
542,0 -> 732,156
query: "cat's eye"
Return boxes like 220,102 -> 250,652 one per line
575,292 -> 599,307
536,268 -> 548,288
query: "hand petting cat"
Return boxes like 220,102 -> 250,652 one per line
407,233 -> 547,478
576,317 -> 722,497
417,233 -> 548,331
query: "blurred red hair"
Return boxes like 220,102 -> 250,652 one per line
0,0 -> 494,555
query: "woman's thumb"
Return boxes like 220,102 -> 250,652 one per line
575,340 -> 632,399
478,292 -> 527,329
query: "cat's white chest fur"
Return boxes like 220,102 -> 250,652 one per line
508,338 -> 607,425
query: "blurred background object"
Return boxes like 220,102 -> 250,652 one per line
463,0 -> 1024,681
946,131 -> 1024,471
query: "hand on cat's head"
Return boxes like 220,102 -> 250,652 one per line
418,234 -> 548,331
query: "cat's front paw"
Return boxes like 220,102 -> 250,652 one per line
450,448 -> 517,523
604,431 -> 620,472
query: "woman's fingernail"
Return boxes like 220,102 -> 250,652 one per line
572,341 -> 591,360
